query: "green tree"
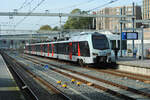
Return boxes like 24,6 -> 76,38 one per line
39,25 -> 52,30
52,26 -> 59,31
64,8 -> 93,29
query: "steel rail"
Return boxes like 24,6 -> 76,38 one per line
2,53 -> 39,100
6,54 -> 72,100
23,55 -> 143,100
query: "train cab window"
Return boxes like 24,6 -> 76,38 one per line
92,35 -> 109,50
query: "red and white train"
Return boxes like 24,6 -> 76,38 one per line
24,32 -> 115,65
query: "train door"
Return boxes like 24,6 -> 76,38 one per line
69,42 -> 72,60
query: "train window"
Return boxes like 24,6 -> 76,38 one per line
57,43 -> 61,54
64,43 -> 69,54
49,44 -> 52,53
37,45 -> 40,52
79,41 -> 90,57
92,35 -> 109,50
37,45 -> 39,52
27,46 -> 29,51
32,45 -> 34,51
57,43 -> 68,54
72,42 -> 78,56
40,45 -> 43,52
29,46 -> 32,51
44,44 -> 47,53
53,44 -> 57,53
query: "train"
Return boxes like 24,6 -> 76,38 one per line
24,32 -> 116,65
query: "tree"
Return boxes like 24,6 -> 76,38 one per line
52,26 -> 59,31
39,25 -> 52,30
64,8 -> 93,29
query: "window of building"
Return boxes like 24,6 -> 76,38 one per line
116,8 -> 120,12
128,8 -> 132,11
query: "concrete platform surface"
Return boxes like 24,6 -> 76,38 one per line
0,54 -> 25,100
116,57 -> 150,68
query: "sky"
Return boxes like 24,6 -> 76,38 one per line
0,0 -> 142,31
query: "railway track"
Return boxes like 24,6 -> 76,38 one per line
88,68 -> 150,84
21,54 -> 150,100
2,53 -> 38,100
2,52 -> 71,100
9,53 -> 121,100
35,53 -> 150,84
25,53 -> 150,84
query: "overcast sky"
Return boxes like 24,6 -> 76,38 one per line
0,0 -> 142,30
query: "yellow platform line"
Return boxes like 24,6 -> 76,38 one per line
0,87 -> 20,91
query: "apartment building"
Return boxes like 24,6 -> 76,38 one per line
143,0 -> 150,19
96,6 -> 142,32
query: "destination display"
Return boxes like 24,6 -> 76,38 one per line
122,32 -> 138,40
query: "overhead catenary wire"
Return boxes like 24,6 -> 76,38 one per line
29,0 -> 96,29
18,0 -> 28,11
86,0 -> 119,12
46,0 -> 96,12
9,0 -> 34,28
15,0 -> 46,28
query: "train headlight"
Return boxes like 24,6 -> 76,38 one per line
92,53 -> 98,56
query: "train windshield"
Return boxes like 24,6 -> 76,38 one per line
92,35 -> 109,50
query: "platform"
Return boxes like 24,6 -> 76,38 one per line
116,57 -> 150,76
116,57 -> 150,68
0,54 -> 25,100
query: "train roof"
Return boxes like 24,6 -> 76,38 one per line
26,32 -> 106,46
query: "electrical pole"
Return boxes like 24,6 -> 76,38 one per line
0,24 -> 1,35
120,8 -> 123,57
59,13 -> 62,39
132,2 -> 135,57
141,25 -> 144,60
93,18 -> 95,29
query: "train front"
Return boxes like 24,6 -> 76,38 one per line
91,33 -> 112,63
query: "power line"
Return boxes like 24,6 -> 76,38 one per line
46,0 -> 95,12
33,0 -> 95,29
18,0 -> 28,10
15,0 -> 46,28
86,0 -> 119,12
21,0 -> 35,11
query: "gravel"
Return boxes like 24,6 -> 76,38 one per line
9,53 -> 121,100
